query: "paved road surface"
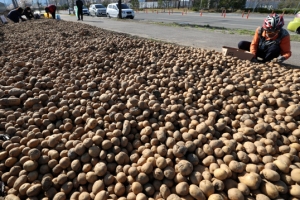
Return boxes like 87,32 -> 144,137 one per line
60,13 -> 299,67
59,10 -> 296,32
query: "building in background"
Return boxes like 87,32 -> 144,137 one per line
245,0 -> 281,9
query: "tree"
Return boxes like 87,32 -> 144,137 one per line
218,0 -> 246,10
158,0 -> 163,8
36,0 -> 42,11
278,0 -> 300,9
18,0 -> 31,7
130,0 -> 139,9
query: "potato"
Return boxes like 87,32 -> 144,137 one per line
273,160 -> 289,173
212,179 -> 224,191
273,181 -> 288,194
94,191 -> 108,200
213,168 -> 228,180
136,193 -> 148,200
4,194 -> 21,200
291,168 -> 300,184
261,181 -> 279,199
79,192 -> 91,200
175,182 -> 189,196
290,184 -> 300,198
53,192 -> 66,200
238,172 -> 261,190
229,161 -> 245,173
94,162 -> 107,176
255,194 -> 270,200
132,182 -> 143,194
189,184 -> 206,200
261,169 -> 280,182
159,184 -> 171,199
175,160 -> 193,176
207,194 -> 225,200
19,183 -> 31,196
199,180 -> 214,197
13,175 -> 27,190
26,184 -> 42,197
190,171 -> 203,185
228,188 -> 244,200
114,182 -> 125,196
23,160 -> 38,172
166,194 -> 181,200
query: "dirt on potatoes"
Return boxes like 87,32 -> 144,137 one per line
0,19 -> 300,200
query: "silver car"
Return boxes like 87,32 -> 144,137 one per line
82,6 -> 90,15
89,4 -> 106,17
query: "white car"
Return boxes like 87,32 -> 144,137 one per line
106,3 -> 134,19
89,4 -> 106,17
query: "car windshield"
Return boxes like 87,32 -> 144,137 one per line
83,6 -> 87,9
296,12 -> 300,18
116,4 -> 129,9
95,5 -> 105,8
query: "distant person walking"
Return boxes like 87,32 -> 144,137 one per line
45,5 -> 57,19
24,7 -> 34,20
76,0 -> 83,21
7,7 -> 26,23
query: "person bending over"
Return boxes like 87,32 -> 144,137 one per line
24,7 -> 34,20
45,5 -> 57,19
7,7 -> 26,23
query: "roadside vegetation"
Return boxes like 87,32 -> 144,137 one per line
146,21 -> 300,42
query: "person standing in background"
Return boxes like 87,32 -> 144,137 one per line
76,0 -> 83,21
45,5 -> 57,19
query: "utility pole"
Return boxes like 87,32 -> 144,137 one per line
118,0 -> 122,18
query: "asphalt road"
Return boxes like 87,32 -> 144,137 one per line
134,12 -> 295,32
59,10 -> 296,32
59,12 -> 299,67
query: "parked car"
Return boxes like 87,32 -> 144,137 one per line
287,11 -> 300,34
89,4 -> 106,17
82,6 -> 90,15
106,3 -> 135,19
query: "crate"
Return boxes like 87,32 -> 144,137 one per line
222,46 -> 254,60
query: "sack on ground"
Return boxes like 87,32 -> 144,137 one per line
0,15 -> 8,24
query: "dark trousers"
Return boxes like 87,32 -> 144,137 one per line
238,41 -> 280,62
7,16 -> 19,23
77,8 -> 83,20
51,10 -> 56,19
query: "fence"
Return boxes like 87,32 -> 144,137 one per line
138,1 -> 193,9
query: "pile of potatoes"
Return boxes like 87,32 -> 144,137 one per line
1,19 -> 300,200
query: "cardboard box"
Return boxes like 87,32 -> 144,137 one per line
222,46 -> 254,60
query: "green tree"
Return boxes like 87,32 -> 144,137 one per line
278,0 -> 300,9
219,0 -> 246,10
158,0 -> 163,8
130,0 -> 139,9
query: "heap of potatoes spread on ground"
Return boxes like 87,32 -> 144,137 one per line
1,19 -> 300,200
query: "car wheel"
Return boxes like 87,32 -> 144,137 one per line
296,27 -> 300,34
107,13 -> 110,18
130,16 -> 134,19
